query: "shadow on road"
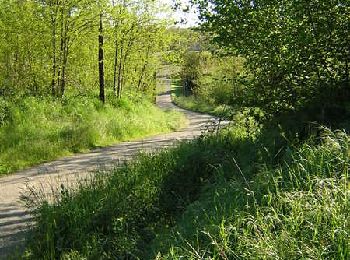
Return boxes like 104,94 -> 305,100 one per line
0,78 -> 228,258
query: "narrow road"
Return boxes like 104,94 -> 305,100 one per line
0,79 -> 223,258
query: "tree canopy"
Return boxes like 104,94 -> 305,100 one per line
193,0 -> 350,114
0,0 -> 171,100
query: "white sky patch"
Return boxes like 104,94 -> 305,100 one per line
156,0 -> 200,27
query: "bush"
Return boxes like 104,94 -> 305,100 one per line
179,51 -> 247,107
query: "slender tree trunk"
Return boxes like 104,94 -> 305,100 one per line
119,34 -> 136,96
116,23 -> 136,98
121,60 -> 126,96
113,3 -> 122,97
57,5 -> 64,91
113,39 -> 118,96
137,46 -> 150,90
137,62 -> 146,90
117,44 -> 123,98
51,15 -> 57,96
153,71 -> 157,104
346,60 -> 349,88
63,20 -> 71,95
99,12 -> 105,103
59,7 -> 71,97
60,41 -> 68,96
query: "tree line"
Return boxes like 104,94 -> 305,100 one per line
192,0 -> 349,115
0,0 -> 170,102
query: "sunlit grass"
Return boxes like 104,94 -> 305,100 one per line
151,129 -> 350,259
22,113 -> 350,259
171,84 -> 234,119
0,96 -> 186,175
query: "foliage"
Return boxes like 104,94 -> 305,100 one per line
0,0 -> 171,99
193,0 -> 350,114
0,95 -> 185,175
22,113 -> 350,259
179,48 -> 247,106
174,45 -> 247,120
171,84 -> 233,119
162,28 -> 209,65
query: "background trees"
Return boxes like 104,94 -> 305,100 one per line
193,0 -> 350,115
0,0 -> 186,175
0,0 -> 170,101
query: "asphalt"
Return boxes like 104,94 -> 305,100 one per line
0,78 -> 226,258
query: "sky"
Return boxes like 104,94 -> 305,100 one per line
157,0 -> 200,27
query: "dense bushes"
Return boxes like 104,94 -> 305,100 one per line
179,51 -> 247,108
0,95 -> 184,175
194,0 -> 350,114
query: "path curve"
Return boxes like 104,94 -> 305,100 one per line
0,79 -> 223,258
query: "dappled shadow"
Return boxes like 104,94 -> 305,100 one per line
0,203 -> 32,257
0,78 -> 229,258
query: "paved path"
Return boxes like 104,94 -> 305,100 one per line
0,79 -> 224,258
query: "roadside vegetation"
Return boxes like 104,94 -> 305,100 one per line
23,112 -> 349,259
170,50 -> 246,119
171,83 -> 232,118
1,0 -> 349,258
0,0 -> 187,175
0,95 -> 184,175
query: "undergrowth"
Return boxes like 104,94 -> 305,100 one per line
22,111 -> 349,259
171,85 -> 233,119
0,95 -> 185,175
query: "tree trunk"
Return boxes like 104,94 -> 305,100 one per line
116,23 -> 136,99
137,46 -> 150,90
99,12 -> 105,103
153,71 -> 157,104
113,39 -> 118,96
59,6 -> 71,97
60,41 -> 68,97
51,16 -> 57,96
117,44 -> 123,98
119,33 -> 136,96
57,5 -> 64,92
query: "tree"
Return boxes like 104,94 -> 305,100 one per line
99,12 -> 105,103
38,0 -> 97,96
0,0 -> 50,96
193,0 -> 350,114
106,0 -> 169,99
0,0 -> 172,102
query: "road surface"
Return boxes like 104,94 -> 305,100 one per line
0,79 -> 225,258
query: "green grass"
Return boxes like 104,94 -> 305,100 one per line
22,113 -> 350,259
0,95 -> 186,175
171,84 -> 234,119
151,129 -> 350,259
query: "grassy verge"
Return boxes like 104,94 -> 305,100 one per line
23,113 -> 349,259
171,84 -> 234,119
0,95 -> 186,176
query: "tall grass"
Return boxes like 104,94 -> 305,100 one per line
152,129 -> 349,259
0,95 -> 185,175
171,84 -> 234,119
22,114 -> 349,259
